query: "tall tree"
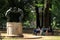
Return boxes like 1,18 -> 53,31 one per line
44,0 -> 51,28
35,1 -> 40,28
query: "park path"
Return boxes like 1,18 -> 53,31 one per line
1,33 -> 60,40
1,33 -> 42,40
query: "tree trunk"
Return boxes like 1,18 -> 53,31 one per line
44,0 -> 51,28
35,6 -> 40,28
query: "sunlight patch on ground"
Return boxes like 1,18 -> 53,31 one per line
1,33 -> 60,40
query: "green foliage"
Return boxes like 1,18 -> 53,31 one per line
52,0 -> 60,29
0,0 -> 60,29
23,21 -> 30,28
0,0 -> 9,27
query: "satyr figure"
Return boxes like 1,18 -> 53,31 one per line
5,0 -> 24,22
5,7 -> 23,22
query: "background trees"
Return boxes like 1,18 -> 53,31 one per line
51,0 -> 60,29
0,0 -> 60,29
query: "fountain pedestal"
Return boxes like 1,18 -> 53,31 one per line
6,22 -> 23,37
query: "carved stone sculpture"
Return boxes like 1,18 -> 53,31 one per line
5,7 -> 23,22
5,7 -> 23,37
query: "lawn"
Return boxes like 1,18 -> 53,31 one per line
1,36 -> 60,40
42,36 -> 60,40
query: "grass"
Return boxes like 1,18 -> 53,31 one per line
42,36 -> 60,40
1,36 -> 60,40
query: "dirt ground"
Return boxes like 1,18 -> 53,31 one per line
0,33 -> 60,40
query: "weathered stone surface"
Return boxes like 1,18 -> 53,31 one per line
7,22 -> 23,36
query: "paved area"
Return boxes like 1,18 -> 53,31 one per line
0,33 -> 60,40
1,33 -> 42,40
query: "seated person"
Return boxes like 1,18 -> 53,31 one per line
48,27 -> 54,35
33,28 -> 40,35
40,27 -> 48,35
